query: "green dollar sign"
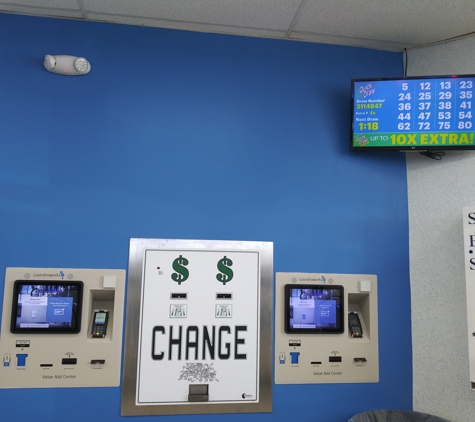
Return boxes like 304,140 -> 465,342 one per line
216,256 -> 233,285
172,255 -> 189,285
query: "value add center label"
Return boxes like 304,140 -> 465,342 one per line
136,249 -> 260,405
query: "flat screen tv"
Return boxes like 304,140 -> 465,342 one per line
351,75 -> 475,151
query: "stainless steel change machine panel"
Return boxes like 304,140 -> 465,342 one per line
275,272 -> 379,384
0,267 -> 125,388
121,238 -> 273,416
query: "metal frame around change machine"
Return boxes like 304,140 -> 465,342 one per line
121,238 -> 273,416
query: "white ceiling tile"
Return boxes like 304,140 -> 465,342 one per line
0,6 -> 82,19
0,0 -> 82,18
88,12 -> 287,39
84,0 -> 302,30
295,0 -> 475,47
0,0 -> 80,8
1,0 -> 475,51
290,31 -> 417,52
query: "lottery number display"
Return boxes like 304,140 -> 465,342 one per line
351,75 -> 475,151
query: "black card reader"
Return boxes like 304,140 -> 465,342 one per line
91,310 -> 109,338
348,312 -> 363,338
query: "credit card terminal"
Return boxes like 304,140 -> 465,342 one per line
348,312 -> 363,338
91,310 -> 109,338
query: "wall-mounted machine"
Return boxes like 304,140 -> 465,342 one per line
121,238 -> 273,416
0,267 -> 125,388
275,272 -> 378,384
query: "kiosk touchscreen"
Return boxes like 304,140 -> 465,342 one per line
10,280 -> 83,334
285,284 -> 343,334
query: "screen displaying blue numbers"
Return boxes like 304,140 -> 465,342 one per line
351,75 -> 475,150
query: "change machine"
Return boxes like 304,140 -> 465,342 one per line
121,238 -> 273,416
275,272 -> 378,384
0,267 -> 125,388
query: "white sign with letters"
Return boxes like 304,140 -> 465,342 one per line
136,249 -> 260,405
464,207 -> 475,390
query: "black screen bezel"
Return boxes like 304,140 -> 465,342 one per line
284,284 -> 344,334
350,74 -> 475,152
10,280 -> 84,334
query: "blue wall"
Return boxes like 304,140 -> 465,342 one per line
0,13 -> 410,422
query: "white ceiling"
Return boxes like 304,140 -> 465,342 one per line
1,0 -> 474,51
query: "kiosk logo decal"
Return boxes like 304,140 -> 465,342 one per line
31,271 -> 65,279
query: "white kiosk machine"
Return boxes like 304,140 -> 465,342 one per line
275,272 -> 379,384
0,267 -> 125,388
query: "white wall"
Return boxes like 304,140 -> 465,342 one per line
407,37 -> 475,422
